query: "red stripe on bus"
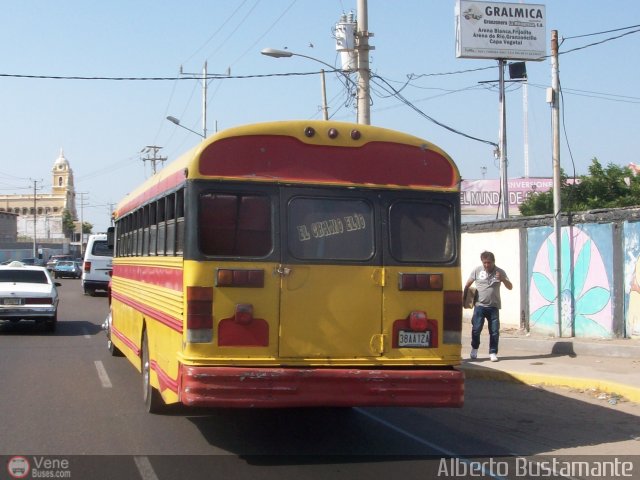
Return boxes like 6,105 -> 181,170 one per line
150,360 -> 179,394
111,324 -> 141,357
112,265 -> 183,291
116,169 -> 186,217
199,136 -> 457,188
111,291 -> 183,333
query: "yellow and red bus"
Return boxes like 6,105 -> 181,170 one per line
107,120 -> 464,412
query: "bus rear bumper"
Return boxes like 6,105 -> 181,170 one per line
180,366 -> 464,408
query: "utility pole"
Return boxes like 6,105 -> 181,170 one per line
523,80 -> 529,178
550,30 -> 563,337
355,0 -> 372,125
141,146 -> 167,175
180,62 -> 230,138
31,179 -> 39,258
77,192 -> 88,257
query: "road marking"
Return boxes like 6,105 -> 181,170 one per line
134,456 -> 159,480
355,408 -> 509,480
94,360 -> 112,388
82,327 -> 91,339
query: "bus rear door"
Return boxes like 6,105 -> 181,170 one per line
278,189 -> 384,359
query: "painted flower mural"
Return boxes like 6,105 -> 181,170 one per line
529,227 -> 612,337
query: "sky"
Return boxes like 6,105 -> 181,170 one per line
0,1 -> 638,233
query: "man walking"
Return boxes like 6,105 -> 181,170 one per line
463,251 -> 512,362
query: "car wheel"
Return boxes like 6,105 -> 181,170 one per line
142,330 -> 164,414
45,313 -> 57,332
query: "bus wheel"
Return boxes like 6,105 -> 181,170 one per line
142,330 -> 164,414
105,313 -> 123,357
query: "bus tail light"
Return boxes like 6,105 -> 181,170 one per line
234,304 -> 254,325
398,273 -> 443,291
187,286 -> 213,343
443,291 -> 462,344
216,269 -> 264,287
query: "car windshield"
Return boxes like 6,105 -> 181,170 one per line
57,262 -> 74,267
0,270 -> 49,284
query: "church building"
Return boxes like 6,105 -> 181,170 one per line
0,150 -> 78,241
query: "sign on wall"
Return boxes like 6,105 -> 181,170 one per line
461,178 -> 552,215
455,0 -> 546,60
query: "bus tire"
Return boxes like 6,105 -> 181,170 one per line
105,315 -> 123,357
142,330 -> 164,414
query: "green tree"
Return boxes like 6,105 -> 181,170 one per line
82,222 -> 93,234
519,158 -> 640,216
61,209 -> 76,238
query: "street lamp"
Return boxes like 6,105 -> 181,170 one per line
261,48 -> 342,121
166,116 -> 205,138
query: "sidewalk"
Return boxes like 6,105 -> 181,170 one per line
458,322 -> 640,404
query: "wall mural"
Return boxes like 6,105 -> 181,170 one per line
624,221 -> 640,337
528,225 -> 613,337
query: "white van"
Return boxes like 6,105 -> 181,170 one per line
82,233 -> 113,296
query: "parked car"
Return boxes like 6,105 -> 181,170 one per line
21,257 -> 45,266
0,261 -> 60,331
46,255 -> 73,272
53,260 -> 81,279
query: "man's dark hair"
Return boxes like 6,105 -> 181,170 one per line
480,251 -> 495,262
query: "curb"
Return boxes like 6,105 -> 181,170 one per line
460,365 -> 640,404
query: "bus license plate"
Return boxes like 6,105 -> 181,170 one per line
398,330 -> 431,348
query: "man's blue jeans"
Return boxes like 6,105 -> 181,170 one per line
471,305 -> 500,354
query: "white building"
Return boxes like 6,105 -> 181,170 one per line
0,150 -> 77,241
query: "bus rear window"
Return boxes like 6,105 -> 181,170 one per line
199,193 -> 272,257
288,197 -> 374,261
389,201 -> 454,263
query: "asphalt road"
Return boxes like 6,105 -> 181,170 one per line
1,278 -> 638,479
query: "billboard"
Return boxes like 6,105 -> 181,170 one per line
455,0 -> 546,61
461,178 -> 552,215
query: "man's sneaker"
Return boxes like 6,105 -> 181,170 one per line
470,348 -> 478,360
490,353 -> 498,362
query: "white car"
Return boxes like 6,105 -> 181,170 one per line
0,261 -> 60,331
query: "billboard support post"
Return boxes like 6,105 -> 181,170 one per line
498,59 -> 509,218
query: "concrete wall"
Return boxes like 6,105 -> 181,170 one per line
462,207 -> 640,339
461,229 -> 521,328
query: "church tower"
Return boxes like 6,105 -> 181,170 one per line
51,149 -> 77,219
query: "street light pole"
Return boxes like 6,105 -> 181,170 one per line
261,48 -> 334,121
166,116 -> 205,138
320,69 -> 328,121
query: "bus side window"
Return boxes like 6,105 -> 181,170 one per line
166,193 -> 176,256
176,189 -> 185,255
157,198 -> 166,256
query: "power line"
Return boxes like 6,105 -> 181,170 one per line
562,24 -> 640,40
0,71 -> 335,81
371,74 -> 498,148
